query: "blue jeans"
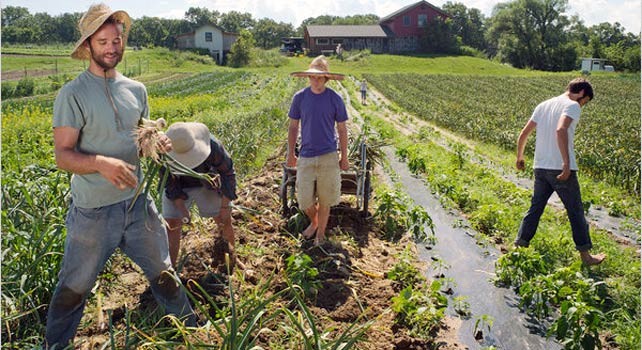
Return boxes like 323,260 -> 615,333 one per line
45,195 -> 195,348
515,169 -> 592,251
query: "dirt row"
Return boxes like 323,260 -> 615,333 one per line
72,157 -> 465,349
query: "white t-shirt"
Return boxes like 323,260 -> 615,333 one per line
530,94 -> 581,171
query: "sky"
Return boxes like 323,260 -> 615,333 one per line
3,0 -> 640,34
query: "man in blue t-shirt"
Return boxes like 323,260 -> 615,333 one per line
288,56 -> 349,245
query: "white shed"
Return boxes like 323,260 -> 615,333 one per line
175,24 -> 239,64
581,58 -> 613,73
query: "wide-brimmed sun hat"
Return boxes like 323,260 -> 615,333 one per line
290,55 -> 345,80
71,3 -> 132,60
165,122 -> 211,170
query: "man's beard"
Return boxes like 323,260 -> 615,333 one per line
89,45 -> 123,70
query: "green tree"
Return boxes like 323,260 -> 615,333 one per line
333,14 -> 379,25
252,18 -> 295,49
227,29 -> 255,67
185,7 -> 220,27
54,13 -> 82,43
420,17 -> 459,54
218,11 -> 255,33
296,14 -> 379,35
442,2 -> 487,51
486,0 -> 576,71
1,6 -> 30,27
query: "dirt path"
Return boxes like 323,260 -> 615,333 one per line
346,77 -> 640,246
2,68 -> 59,81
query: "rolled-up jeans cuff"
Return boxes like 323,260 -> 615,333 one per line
514,238 -> 530,247
576,243 -> 593,252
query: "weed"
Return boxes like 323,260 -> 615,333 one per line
285,253 -> 321,300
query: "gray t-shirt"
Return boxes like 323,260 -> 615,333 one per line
53,70 -> 149,208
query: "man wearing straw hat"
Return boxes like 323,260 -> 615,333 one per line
288,55 -> 349,245
160,122 -> 242,271
47,4 -> 195,347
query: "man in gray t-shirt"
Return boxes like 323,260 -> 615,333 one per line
515,78 -> 605,266
46,5 -> 195,348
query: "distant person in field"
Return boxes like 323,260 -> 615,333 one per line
515,77 -> 606,266
360,79 -> 368,105
160,122 -> 242,270
288,55 -> 349,245
336,43 -> 344,61
47,4 -> 195,348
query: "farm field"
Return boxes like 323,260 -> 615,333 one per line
2,48 -> 640,349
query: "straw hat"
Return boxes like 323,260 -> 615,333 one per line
71,3 -> 132,60
290,55 -> 345,80
165,122 -> 212,170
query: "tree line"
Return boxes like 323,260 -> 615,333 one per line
2,0 -> 640,72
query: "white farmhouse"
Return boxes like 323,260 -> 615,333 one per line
175,24 -> 239,64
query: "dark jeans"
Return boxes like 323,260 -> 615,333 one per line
515,169 -> 592,251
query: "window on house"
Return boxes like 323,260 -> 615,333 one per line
403,15 -> 411,26
331,38 -> 343,45
316,38 -> 330,45
205,32 -> 212,42
418,14 -> 428,27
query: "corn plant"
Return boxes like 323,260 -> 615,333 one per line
1,166 -> 69,343
366,73 -> 641,195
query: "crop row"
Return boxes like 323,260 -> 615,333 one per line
147,71 -> 248,97
366,113 -> 640,350
364,74 -> 641,195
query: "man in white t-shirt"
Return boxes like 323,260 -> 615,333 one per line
515,78 -> 605,266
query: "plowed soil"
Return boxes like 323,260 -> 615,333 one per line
72,157 -> 466,349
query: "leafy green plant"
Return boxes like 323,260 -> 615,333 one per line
494,248 -> 549,288
391,282 -> 447,339
14,76 -> 35,97
473,314 -> 494,340
285,253 -> 321,299
451,142 -> 467,169
548,299 -> 603,350
452,296 -> 471,317
374,188 -> 435,242
387,246 -> 425,289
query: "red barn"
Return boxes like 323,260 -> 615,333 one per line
380,0 -> 449,52
303,0 -> 449,55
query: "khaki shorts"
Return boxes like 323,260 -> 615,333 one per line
296,152 -> 341,210
162,186 -> 222,219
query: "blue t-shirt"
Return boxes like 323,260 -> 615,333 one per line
288,87 -> 348,158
